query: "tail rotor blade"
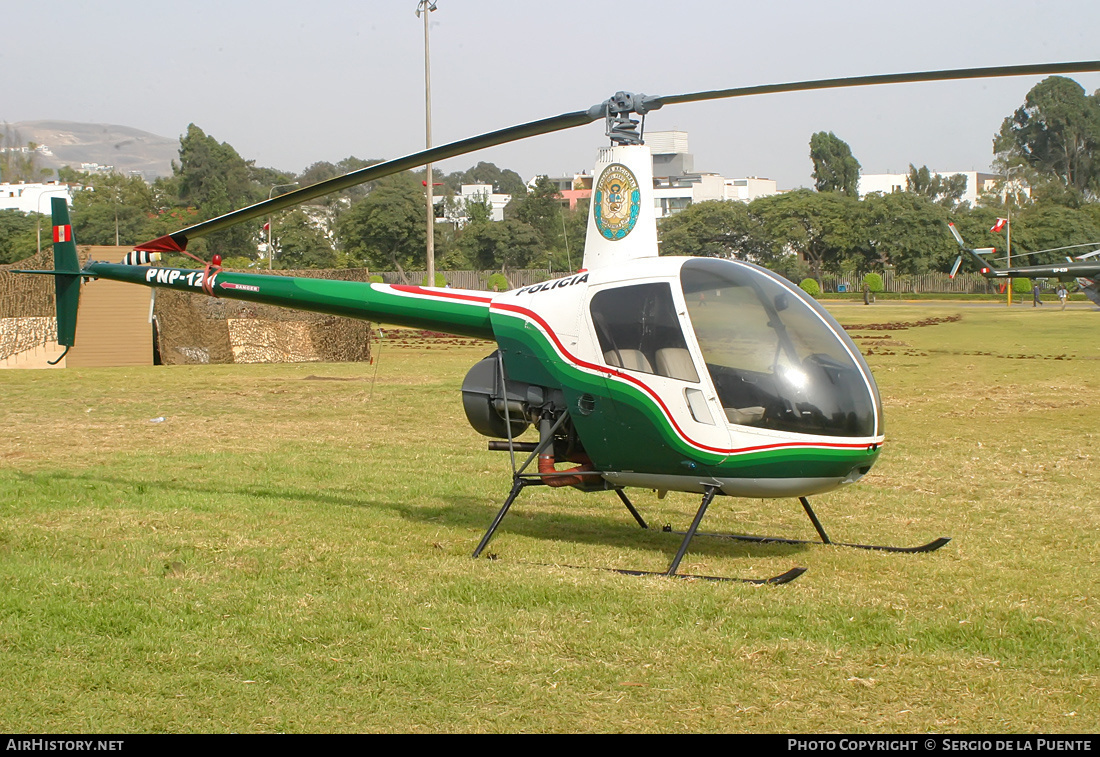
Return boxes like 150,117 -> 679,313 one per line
947,222 -> 966,249
949,255 -> 963,279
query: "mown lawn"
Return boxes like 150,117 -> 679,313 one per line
0,302 -> 1095,732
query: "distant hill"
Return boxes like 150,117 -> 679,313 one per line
6,121 -> 179,180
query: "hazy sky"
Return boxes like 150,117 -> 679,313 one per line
3,0 -> 1099,189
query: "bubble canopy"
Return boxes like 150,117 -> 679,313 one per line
679,258 -> 882,438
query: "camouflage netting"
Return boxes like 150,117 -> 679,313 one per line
153,269 -> 374,365
0,246 -> 72,359
0,251 -> 374,365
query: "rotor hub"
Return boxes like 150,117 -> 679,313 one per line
589,91 -> 663,146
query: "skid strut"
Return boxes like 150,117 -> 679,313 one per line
474,479 -> 805,584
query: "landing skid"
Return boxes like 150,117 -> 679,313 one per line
607,565 -> 807,585
473,476 -> 807,584
676,531 -> 952,554
663,497 -> 951,554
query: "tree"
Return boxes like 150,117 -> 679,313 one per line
444,161 -> 526,196
69,171 -> 160,245
858,191 -> 954,274
557,200 -> 588,272
506,175 -> 562,242
458,218 -> 545,273
657,200 -> 767,260
462,191 -> 494,226
336,178 -> 426,281
0,209 -> 41,264
750,189 -> 861,282
174,124 -> 260,258
297,156 -> 385,207
272,209 -> 337,269
994,76 -> 1100,201
176,124 -> 255,214
1003,204 -> 1100,264
905,164 -> 968,208
810,132 -> 861,196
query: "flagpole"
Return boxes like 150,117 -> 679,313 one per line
1003,167 -> 1021,307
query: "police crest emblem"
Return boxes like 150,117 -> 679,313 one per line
593,163 -> 641,241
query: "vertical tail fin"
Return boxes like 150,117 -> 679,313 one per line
50,197 -> 81,349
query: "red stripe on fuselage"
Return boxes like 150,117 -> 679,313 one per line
389,285 -> 493,305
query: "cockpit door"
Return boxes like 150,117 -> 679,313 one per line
585,280 -> 731,473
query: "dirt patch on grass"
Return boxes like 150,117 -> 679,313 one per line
378,329 -> 493,350
845,314 -> 962,331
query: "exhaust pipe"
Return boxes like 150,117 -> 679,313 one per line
536,417 -> 594,488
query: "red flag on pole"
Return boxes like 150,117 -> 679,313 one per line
263,222 -> 270,231
991,218 -> 1008,233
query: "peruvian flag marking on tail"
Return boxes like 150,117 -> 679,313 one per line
53,225 -> 72,243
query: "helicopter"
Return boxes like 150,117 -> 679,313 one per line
21,60 -> 1100,583
948,222 -> 1100,306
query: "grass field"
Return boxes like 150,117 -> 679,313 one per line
0,302 -> 1096,733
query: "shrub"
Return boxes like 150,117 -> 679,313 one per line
487,273 -> 510,292
799,278 -> 821,297
862,272 -> 884,293
1012,277 -> 1032,294
368,275 -> 383,284
420,272 -> 447,287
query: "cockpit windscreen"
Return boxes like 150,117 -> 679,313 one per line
681,258 -> 881,438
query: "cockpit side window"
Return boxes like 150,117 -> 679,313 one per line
590,282 -> 699,382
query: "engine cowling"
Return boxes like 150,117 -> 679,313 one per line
461,351 -> 561,439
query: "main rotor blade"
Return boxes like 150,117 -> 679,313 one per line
136,109 -> 597,252
648,61 -> 1100,109
138,59 -> 1100,254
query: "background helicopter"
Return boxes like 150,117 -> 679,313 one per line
22,61 -> 1100,583
949,222 -> 1100,305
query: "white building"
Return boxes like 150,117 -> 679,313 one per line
648,131 -> 781,218
652,175 -> 781,218
0,182 -> 74,214
440,183 -> 512,227
858,171 -> 1010,207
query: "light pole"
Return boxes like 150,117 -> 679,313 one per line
267,182 -> 299,270
416,0 -> 437,286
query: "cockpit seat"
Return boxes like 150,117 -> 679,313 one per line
724,406 -> 766,425
655,347 -> 700,382
604,349 -> 652,373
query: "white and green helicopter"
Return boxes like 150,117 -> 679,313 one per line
25,61 -> 1100,582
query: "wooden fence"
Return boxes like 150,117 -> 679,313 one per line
371,269 -> 556,290
818,271 -> 999,295
385,269 -> 1001,295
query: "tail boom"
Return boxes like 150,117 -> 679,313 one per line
82,261 -> 497,340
